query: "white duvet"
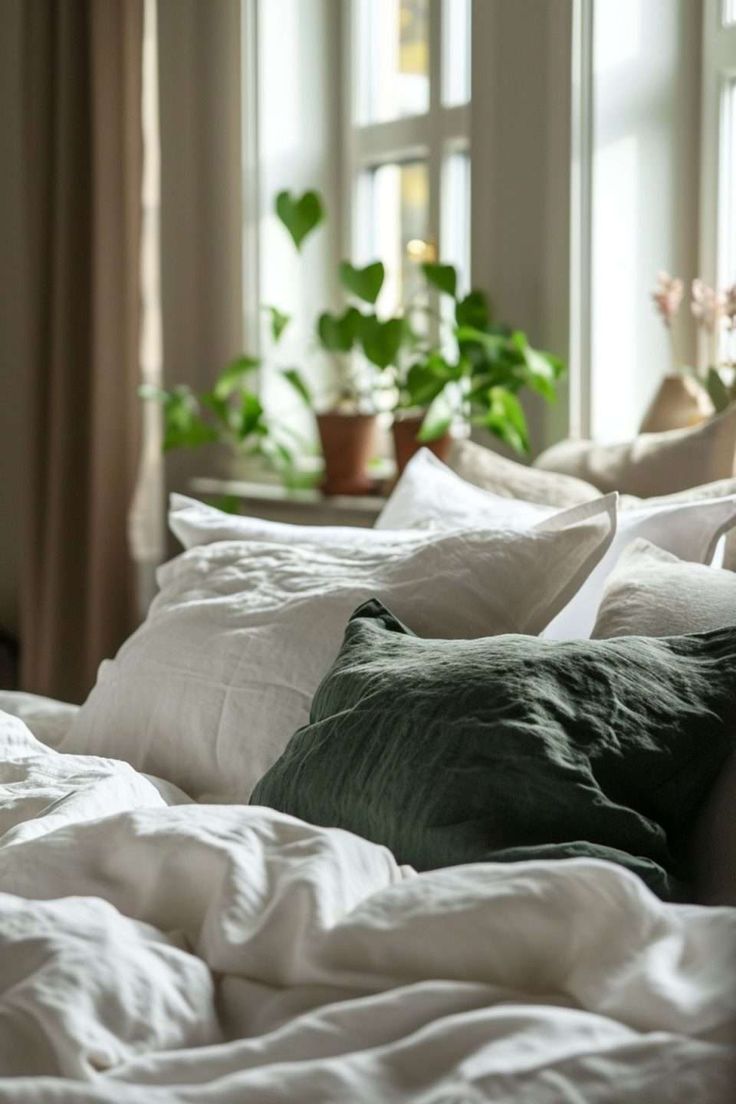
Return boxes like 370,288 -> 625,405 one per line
0,705 -> 734,1102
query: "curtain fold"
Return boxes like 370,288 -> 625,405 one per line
20,0 -> 144,703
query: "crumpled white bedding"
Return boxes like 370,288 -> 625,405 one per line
0,704 -> 734,1102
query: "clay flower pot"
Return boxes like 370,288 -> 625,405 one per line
392,413 -> 452,476
316,411 -> 379,496
639,373 -> 713,434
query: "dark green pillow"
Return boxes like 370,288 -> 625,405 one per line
251,600 -> 736,899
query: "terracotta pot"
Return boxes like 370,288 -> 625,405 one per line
316,411 -> 379,496
392,414 -> 453,476
639,373 -> 713,434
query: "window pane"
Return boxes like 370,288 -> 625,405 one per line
368,160 -> 430,311
441,151 -> 470,293
723,0 -> 736,28
358,0 -> 430,123
442,0 -> 471,106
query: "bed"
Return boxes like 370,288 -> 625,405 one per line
1,448 -> 735,1101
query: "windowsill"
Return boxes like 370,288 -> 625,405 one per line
189,476 -> 387,528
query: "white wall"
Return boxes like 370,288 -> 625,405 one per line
470,0 -> 574,454
589,0 -> 701,441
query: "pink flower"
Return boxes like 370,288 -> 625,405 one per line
691,279 -> 726,333
651,271 -> 683,328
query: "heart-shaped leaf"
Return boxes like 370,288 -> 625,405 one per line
275,190 -> 325,250
281,367 -> 313,407
422,262 -> 457,298
213,355 -> 260,400
317,307 -> 362,353
360,315 -> 405,369
455,290 -> 491,330
404,353 -> 457,407
707,367 -> 732,413
339,261 -> 385,305
477,387 -> 530,455
264,306 -> 290,343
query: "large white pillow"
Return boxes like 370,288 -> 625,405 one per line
63,497 -> 616,802
378,450 -> 736,638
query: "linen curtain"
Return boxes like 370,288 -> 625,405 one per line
20,0 -> 144,703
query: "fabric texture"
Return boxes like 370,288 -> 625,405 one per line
2,709 -> 735,1098
63,495 -> 615,801
252,600 -> 736,900
534,405 -> 736,496
376,450 -> 736,638
19,0 -> 144,702
592,539 -> 736,639
448,437 -> 602,507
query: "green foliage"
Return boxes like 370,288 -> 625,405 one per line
360,316 -> 405,369
146,188 -> 567,482
706,366 -> 736,413
422,262 -> 457,298
317,306 -> 362,353
275,190 -> 324,250
265,306 -> 290,343
339,261 -> 385,305
281,367 -> 313,408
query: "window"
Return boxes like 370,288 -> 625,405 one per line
701,0 -> 736,362
345,0 -> 471,316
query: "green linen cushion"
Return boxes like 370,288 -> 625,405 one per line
251,600 -> 736,899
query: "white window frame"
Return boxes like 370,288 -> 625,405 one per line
700,0 -> 736,327
341,0 -> 471,289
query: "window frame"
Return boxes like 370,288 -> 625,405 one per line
699,0 -> 736,354
341,0 -> 471,296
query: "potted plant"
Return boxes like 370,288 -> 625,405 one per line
391,263 -> 567,473
143,186 -> 568,496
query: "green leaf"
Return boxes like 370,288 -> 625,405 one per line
282,367 -> 313,407
339,261 -> 385,305
520,341 -> 559,403
422,262 -> 457,298
479,387 -> 530,455
213,355 -> 260,400
456,326 -> 506,357
317,306 -> 362,353
264,306 -> 291,343
360,315 -> 405,369
275,189 -> 325,250
234,391 -> 265,441
157,387 -> 219,452
404,353 -> 458,407
417,391 -> 454,443
706,367 -> 732,413
455,290 -> 491,330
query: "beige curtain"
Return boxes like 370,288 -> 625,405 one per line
20,0 -> 144,703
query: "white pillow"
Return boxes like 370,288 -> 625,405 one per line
378,450 -> 736,638
170,494 -> 378,551
591,539 -> 736,639
63,497 -> 616,802
376,449 -> 548,531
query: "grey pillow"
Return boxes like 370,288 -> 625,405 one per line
592,539 -> 736,639
447,438 -> 600,508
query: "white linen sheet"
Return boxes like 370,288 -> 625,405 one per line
0,705 -> 734,1102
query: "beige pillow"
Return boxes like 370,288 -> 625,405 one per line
591,539 -> 736,638
447,438 -> 603,508
534,405 -> 736,497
